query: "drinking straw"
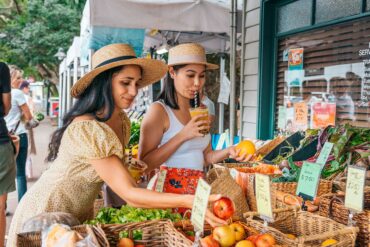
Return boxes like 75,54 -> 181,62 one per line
128,146 -> 132,166
194,91 -> 199,108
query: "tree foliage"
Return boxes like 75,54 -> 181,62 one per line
0,0 -> 85,83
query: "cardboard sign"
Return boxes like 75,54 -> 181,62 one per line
191,178 -> 211,232
296,162 -> 321,200
154,170 -> 167,193
255,174 -> 273,220
277,106 -> 287,129
345,166 -> 366,212
316,142 -> 334,167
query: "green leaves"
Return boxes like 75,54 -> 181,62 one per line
85,205 -> 183,225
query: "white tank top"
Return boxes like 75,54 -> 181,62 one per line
156,101 -> 211,171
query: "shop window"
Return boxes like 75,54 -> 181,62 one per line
277,0 -> 312,33
315,0 -> 362,23
367,0 -> 370,11
275,16 -> 370,132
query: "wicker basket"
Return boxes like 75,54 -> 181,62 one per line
272,179 -> 333,197
243,207 -> 358,247
212,162 -> 254,169
99,220 -> 192,247
206,168 -> 249,217
17,224 -> 108,247
319,193 -> 369,247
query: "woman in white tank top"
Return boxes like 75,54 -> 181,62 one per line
139,44 -> 248,210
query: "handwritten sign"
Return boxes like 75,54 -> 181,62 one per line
255,174 -> 273,220
294,102 -> 308,125
316,142 -> 334,167
154,170 -> 167,192
277,106 -> 287,129
345,166 -> 366,212
296,162 -> 321,201
191,178 -> 211,232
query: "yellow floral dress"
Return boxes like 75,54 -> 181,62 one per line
6,113 -> 130,247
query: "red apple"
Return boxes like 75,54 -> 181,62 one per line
212,225 -> 236,247
213,197 -> 235,220
117,238 -> 134,247
229,222 -> 246,241
200,235 -> 220,247
255,234 -> 275,247
235,240 -> 256,247
246,235 -> 261,244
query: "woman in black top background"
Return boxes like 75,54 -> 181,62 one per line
0,62 -> 16,247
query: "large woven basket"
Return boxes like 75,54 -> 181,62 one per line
272,179 -> 332,197
319,193 -> 369,247
243,207 -> 358,247
17,224 -> 108,247
99,219 -> 192,247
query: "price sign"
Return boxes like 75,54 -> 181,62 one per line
255,174 -> 273,220
277,106 -> 287,129
316,142 -> 334,167
345,166 -> 366,213
296,162 -> 321,201
154,170 -> 167,192
191,178 -> 211,232
294,102 -> 308,125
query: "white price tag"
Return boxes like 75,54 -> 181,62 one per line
154,170 -> 167,193
191,179 -> 211,232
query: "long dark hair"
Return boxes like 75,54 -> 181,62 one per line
156,65 -> 187,109
46,66 -> 124,162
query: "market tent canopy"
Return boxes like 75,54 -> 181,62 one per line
81,0 -> 241,34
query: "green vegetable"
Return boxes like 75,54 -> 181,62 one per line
128,120 -> 141,146
119,231 -> 129,239
85,205 -> 183,225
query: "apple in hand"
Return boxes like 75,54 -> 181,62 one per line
200,235 -> 220,247
229,222 -> 246,241
213,197 -> 235,220
255,234 -> 275,247
235,240 -> 256,247
117,238 -> 134,247
212,225 -> 236,247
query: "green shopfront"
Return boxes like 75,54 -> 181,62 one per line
256,0 -> 370,140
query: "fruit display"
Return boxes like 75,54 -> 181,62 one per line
198,222 -> 277,247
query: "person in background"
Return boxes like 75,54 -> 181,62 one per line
4,66 -> 35,202
200,88 -> 215,124
0,62 -> 16,247
20,81 -> 35,179
6,44 -> 226,247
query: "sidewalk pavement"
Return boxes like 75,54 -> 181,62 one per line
5,118 -> 56,237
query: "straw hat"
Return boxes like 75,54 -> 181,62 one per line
71,43 -> 167,98
167,43 -> 219,70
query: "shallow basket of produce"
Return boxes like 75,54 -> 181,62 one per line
99,219 -> 192,247
243,207 -> 358,247
17,224 -> 108,247
319,193 -> 369,247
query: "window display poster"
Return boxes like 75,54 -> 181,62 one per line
285,70 -> 304,87
294,101 -> 308,130
277,106 -> 287,129
311,102 -> 336,129
288,48 -> 304,70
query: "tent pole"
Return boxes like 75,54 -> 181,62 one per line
239,0 -> 247,141
218,54 -> 225,134
229,0 -> 237,145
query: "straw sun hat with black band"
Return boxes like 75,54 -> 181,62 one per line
167,43 -> 219,70
71,43 -> 168,98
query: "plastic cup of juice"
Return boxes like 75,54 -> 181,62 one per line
189,106 -> 209,135
127,158 -> 148,182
